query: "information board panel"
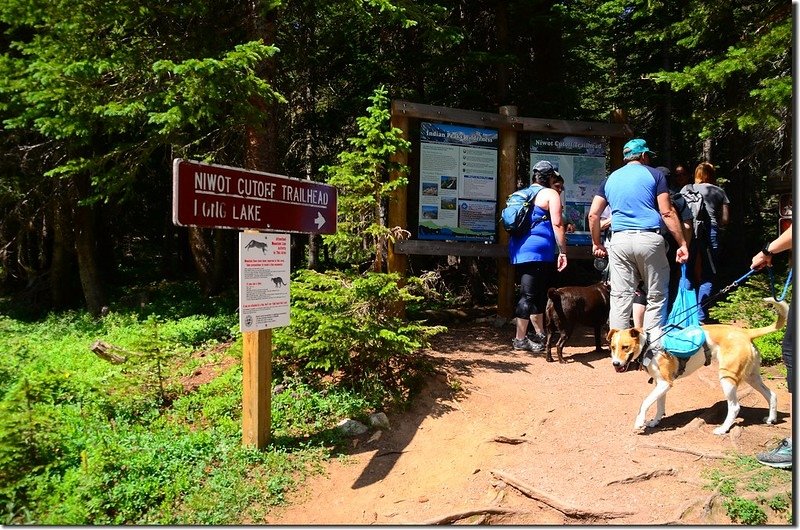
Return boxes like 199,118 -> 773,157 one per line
417,122 -> 498,243
530,136 -> 607,246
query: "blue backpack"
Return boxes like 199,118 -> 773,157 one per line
662,264 -> 706,358
501,184 -> 545,235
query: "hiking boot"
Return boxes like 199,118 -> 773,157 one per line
756,438 -> 792,469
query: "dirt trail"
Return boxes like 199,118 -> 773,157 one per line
264,320 -> 792,525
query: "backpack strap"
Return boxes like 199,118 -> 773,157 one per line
526,184 -> 549,227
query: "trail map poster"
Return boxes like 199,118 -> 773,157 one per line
530,135 -> 607,245
418,122 -> 498,242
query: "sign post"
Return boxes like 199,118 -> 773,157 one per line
173,159 -> 337,448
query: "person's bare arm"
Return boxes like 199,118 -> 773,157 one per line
658,192 -> 688,263
751,225 -> 792,270
545,189 -> 568,271
588,195 -> 608,257
681,218 -> 693,247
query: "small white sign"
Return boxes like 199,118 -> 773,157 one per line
239,232 -> 290,331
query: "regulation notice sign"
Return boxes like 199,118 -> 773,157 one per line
239,232 -> 290,331
173,159 -> 337,234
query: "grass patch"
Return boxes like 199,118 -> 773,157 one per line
0,280 -> 402,524
702,453 -> 792,525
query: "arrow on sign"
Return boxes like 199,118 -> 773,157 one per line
315,212 -> 327,230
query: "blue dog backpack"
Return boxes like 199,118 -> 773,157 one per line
662,264 -> 706,358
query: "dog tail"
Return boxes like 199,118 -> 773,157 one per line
743,298 -> 789,340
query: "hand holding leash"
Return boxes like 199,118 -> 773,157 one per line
592,242 -> 607,258
674,243 -> 689,264
751,225 -> 792,270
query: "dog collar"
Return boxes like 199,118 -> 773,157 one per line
640,348 -> 655,370
636,331 -> 653,370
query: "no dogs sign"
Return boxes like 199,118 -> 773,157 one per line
238,232 -> 290,331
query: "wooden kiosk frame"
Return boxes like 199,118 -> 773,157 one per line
386,100 -> 632,321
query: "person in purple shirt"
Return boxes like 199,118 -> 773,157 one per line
587,139 -> 689,348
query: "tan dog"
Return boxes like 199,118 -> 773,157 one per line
607,298 -> 788,435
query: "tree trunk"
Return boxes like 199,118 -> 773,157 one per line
71,175 -> 106,316
304,86 -> 320,270
243,0 -> 279,174
494,0 -> 510,106
661,40 -> 672,166
188,227 -> 215,295
50,180 -> 76,309
212,229 -> 229,291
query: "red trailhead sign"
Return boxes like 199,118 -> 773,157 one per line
172,159 -> 338,234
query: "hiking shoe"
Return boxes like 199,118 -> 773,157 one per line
512,337 -> 531,351
512,337 -> 544,354
527,332 -> 547,346
757,438 -> 792,468
756,438 -> 792,469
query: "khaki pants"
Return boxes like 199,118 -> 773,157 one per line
607,230 -> 670,346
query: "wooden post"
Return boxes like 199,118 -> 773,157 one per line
496,105 -> 518,323
610,109 -> 628,172
388,111 -> 410,278
387,108 -> 410,316
242,328 -> 272,448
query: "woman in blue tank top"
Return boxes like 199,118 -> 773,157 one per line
509,161 -> 568,353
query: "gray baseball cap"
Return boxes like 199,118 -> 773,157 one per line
532,160 -> 560,177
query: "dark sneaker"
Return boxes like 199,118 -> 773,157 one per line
756,438 -> 792,469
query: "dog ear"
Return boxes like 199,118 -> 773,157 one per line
630,328 -> 641,339
607,328 -> 618,341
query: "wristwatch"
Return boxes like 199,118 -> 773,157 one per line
761,244 -> 773,257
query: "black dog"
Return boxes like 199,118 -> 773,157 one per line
544,281 -> 610,363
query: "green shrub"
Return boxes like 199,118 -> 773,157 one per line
768,493 -> 790,512
272,269 -> 445,407
0,273 -> 445,524
723,497 -> 768,525
709,281 -> 789,365
271,376 -> 370,440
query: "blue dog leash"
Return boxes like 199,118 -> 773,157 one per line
767,267 -> 793,302
660,266 -> 790,334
